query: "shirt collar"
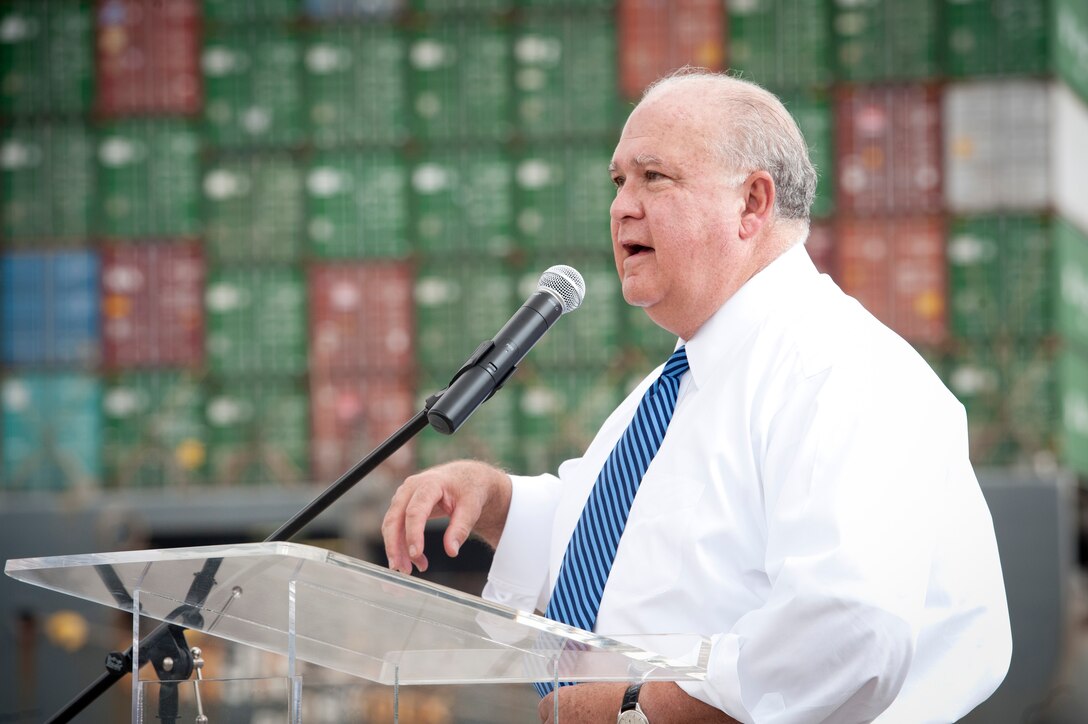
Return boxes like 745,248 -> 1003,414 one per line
679,242 -> 820,390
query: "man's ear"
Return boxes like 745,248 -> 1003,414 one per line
739,171 -> 775,241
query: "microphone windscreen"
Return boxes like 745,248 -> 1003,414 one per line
538,265 -> 586,314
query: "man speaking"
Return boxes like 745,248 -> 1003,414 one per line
382,70 -> 1012,723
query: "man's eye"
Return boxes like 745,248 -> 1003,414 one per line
645,170 -> 664,181
612,176 -> 624,188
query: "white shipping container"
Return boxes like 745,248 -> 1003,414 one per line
944,80 -> 1088,233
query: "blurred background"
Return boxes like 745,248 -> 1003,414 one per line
0,0 -> 1086,721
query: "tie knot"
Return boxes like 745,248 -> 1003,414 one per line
661,346 -> 689,381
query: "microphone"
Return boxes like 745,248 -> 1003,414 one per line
427,265 -> 586,435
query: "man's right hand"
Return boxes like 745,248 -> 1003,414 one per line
381,460 -> 513,575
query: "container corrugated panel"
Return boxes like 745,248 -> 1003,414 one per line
805,220 -> 835,278
943,0 -> 1049,78
946,341 -> 1057,468
203,28 -> 305,148
414,258 -> 515,373
618,0 -> 726,99
102,371 -> 207,488
517,254 -> 621,368
519,0 -> 613,7
102,242 -> 205,368
838,216 -> 947,345
303,0 -> 402,19
947,215 -> 1052,339
411,0 -> 510,12
305,25 -> 408,147
517,367 -> 623,473
306,151 -> 409,259
416,370 -> 520,471
1,250 -> 100,366
205,0 -> 299,23
514,12 -> 617,139
1056,216 -> 1088,352
205,379 -> 310,485
1060,347 -> 1088,476
309,262 -> 414,374
832,0 -> 939,82
203,154 -> 304,263
310,373 -> 414,483
2,374 -> 101,491
96,120 -> 202,239
1,123 -> 94,243
0,0 -> 94,116
205,267 -> 308,376
836,84 -> 942,216
728,0 -> 832,91
514,144 -> 613,252
943,80 -> 1050,213
411,148 -> 514,255
1050,82 -> 1088,239
782,90 -> 834,218
1055,0 -> 1088,106
408,22 -> 511,142
95,0 -> 201,117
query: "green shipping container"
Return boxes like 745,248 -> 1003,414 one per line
517,366 -> 623,473
1060,348 -> 1088,476
409,23 -> 511,142
781,90 -> 834,218
96,120 -> 201,239
103,372 -> 207,488
205,379 -> 310,486
517,254 -> 621,368
307,151 -> 410,259
1055,0 -> 1088,105
204,154 -> 305,263
412,0 -> 510,12
203,0 -> 299,23
943,0 -> 1049,77
2,373 -> 101,491
0,0 -> 93,116
514,144 -> 613,252
414,258 -> 516,372
833,0 -> 939,82
1056,217 -> 1088,352
415,370 -> 520,471
203,29 -> 305,148
305,26 -> 409,147
412,148 -> 514,255
946,341 -> 1057,468
206,267 -> 308,376
947,215 -> 1052,339
1,123 -> 93,242
514,12 -> 618,138
729,0 -> 833,90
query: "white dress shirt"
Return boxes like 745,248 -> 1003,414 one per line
483,242 -> 1011,723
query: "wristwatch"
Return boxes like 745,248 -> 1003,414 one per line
617,682 -> 649,723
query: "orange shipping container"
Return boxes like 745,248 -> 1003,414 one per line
308,261 -> 414,375
837,216 -> 947,346
618,0 -> 725,99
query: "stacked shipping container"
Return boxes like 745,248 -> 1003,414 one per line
3,0 -> 1088,493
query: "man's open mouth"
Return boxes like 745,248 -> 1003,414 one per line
623,242 -> 653,257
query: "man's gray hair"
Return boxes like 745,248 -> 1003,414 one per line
641,69 -> 818,223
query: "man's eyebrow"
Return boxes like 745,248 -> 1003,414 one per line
609,154 -> 665,174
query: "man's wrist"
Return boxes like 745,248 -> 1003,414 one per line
617,682 -> 649,723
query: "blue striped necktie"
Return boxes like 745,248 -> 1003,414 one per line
536,346 -> 689,696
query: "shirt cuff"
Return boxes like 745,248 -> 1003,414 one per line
482,473 -> 561,613
676,633 -> 753,724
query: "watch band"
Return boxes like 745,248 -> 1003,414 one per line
621,682 -> 644,712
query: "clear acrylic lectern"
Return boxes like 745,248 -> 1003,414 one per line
6,542 -> 709,722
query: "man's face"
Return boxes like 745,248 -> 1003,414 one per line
609,89 -> 752,339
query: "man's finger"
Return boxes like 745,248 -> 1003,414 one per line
402,483 -> 446,570
444,492 -> 484,557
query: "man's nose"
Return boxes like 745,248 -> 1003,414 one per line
610,184 -> 642,221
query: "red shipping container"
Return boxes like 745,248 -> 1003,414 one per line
838,216 -> 947,346
101,242 -> 205,368
805,221 -> 836,279
309,261 -> 414,375
835,85 -> 942,216
618,0 -> 726,100
96,0 -> 202,117
310,374 -> 415,483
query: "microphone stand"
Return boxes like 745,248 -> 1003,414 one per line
46,404 -> 434,723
